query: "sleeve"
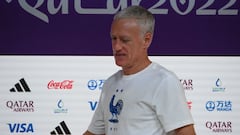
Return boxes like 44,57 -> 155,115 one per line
87,92 -> 106,134
153,73 -> 194,132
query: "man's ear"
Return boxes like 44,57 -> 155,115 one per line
143,32 -> 153,49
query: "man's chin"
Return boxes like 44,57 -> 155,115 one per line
115,61 -> 125,67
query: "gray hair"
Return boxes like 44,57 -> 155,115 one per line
113,6 -> 155,35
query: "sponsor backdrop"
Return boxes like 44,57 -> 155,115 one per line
1,0 -> 240,135
0,56 -> 240,134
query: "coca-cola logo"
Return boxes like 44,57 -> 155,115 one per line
48,80 -> 74,89
187,101 -> 192,110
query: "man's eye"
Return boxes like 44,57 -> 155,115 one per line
122,39 -> 130,43
111,37 -> 116,40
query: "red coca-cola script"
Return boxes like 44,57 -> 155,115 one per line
187,101 -> 192,110
48,80 -> 74,89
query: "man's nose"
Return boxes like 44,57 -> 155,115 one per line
112,40 -> 122,51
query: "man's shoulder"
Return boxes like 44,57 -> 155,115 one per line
105,70 -> 122,82
150,62 -> 179,80
151,62 -> 170,74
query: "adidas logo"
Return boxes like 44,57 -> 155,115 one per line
10,78 -> 31,92
50,121 -> 71,135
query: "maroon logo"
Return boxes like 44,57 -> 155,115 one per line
6,100 -> 34,112
48,80 -> 74,89
180,79 -> 193,90
206,121 -> 232,133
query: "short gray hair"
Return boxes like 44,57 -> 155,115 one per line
113,6 -> 155,35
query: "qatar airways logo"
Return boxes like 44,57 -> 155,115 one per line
6,100 -> 34,112
206,121 -> 232,133
48,80 -> 74,90
180,79 -> 193,91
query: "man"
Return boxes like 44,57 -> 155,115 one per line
83,5 -> 196,135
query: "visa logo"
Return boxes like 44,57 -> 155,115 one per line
88,101 -> 98,111
8,123 -> 34,133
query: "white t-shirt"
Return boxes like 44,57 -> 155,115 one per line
88,62 -> 194,135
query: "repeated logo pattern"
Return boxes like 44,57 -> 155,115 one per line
1,65 -> 238,134
50,121 -> 71,135
10,78 -> 31,92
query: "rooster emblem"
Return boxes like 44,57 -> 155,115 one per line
109,94 -> 124,123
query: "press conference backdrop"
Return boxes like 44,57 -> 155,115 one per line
1,1 -> 240,135
0,56 -> 240,135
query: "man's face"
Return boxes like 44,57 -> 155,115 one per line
110,18 -> 147,69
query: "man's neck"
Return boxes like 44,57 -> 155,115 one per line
122,59 -> 151,75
